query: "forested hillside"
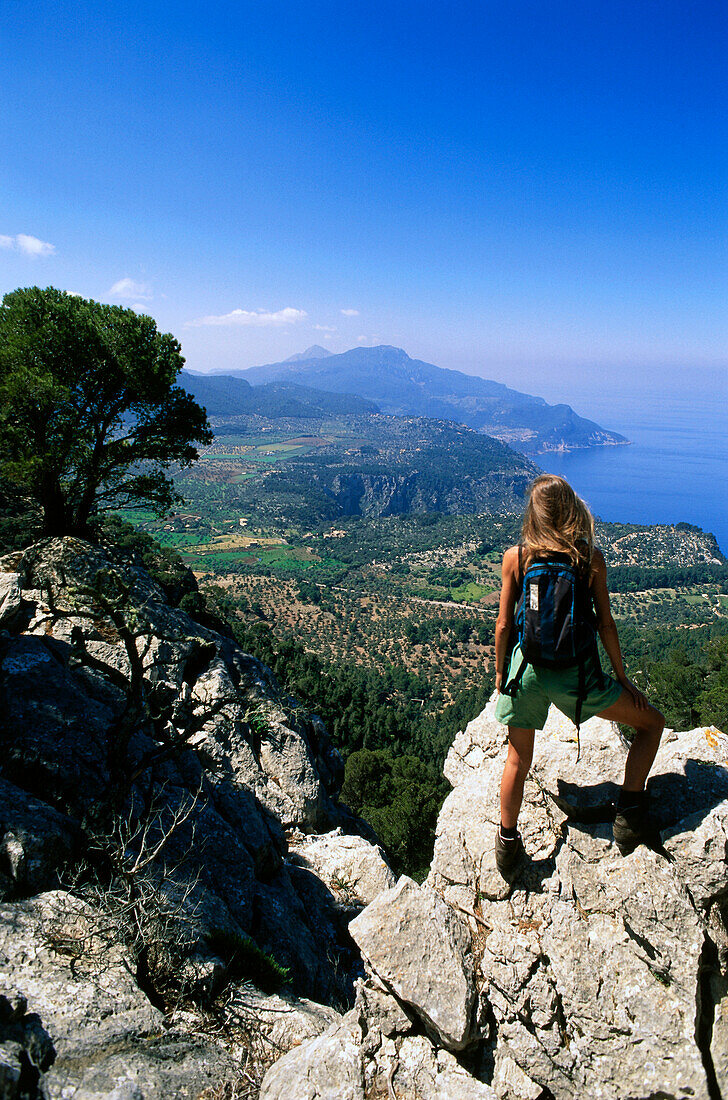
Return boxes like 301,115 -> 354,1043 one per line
97,507 -> 728,882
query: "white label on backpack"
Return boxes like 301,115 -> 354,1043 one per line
529,583 -> 539,611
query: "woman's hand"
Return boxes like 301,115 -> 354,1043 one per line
495,669 -> 503,694
618,674 -> 648,710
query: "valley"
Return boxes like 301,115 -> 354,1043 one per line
114,359 -> 728,768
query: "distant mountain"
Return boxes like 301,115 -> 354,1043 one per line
180,371 -> 379,418
284,344 -> 333,362
231,345 -> 627,455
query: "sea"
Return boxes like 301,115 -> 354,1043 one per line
521,369 -> 728,556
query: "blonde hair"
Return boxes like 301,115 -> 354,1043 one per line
520,474 -> 595,571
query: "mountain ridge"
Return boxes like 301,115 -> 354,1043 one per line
284,344 -> 334,362
203,345 -> 627,455
179,371 -> 379,418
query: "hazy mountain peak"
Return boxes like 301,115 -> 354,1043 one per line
284,345 -> 334,362
231,344 -> 628,455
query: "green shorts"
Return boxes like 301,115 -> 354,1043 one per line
495,644 -> 623,730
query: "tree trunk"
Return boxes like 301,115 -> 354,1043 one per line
41,489 -> 68,537
69,483 -> 98,538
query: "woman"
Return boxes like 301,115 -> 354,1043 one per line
493,474 -> 664,877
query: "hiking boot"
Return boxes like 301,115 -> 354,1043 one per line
613,791 -> 661,856
494,831 -> 525,879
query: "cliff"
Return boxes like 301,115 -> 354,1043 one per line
1,539 -> 726,1099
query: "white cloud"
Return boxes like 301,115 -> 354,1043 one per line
357,334 -> 381,344
314,324 -> 336,332
0,233 -> 55,256
17,234 -> 55,257
340,308 -> 359,316
187,306 -> 308,328
109,277 -> 152,300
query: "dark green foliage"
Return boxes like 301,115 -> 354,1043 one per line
206,928 -> 291,993
633,636 -> 728,730
0,287 -> 212,537
340,749 -> 450,880
0,475 -> 41,550
297,580 -> 321,605
608,563 -> 728,592
639,647 -> 702,730
696,637 -> 728,730
614,620 -> 728,666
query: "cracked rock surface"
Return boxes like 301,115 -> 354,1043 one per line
260,700 -> 728,1099
429,700 -> 728,1100
0,538 -> 395,1097
2,536 -> 727,1100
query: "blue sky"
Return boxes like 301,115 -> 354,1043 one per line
2,0 -> 726,404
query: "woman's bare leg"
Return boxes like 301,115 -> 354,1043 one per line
597,690 -> 664,791
500,727 -> 535,829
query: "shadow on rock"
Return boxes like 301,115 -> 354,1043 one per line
551,757 -> 728,837
648,757 -> 728,831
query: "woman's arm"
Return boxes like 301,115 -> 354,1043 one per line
494,545 -> 521,692
590,549 -> 648,709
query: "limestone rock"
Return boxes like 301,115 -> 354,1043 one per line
393,1035 -> 497,1099
0,893 -> 239,1099
431,697 -> 728,1100
0,536 -> 369,1007
540,841 -> 705,1097
259,1008 -> 365,1100
354,977 -> 413,1038
258,994 -> 497,1100
490,1051 -> 541,1100
348,875 -> 481,1051
712,977 -> 728,1096
648,724 -> 728,829
663,801 -> 728,909
0,989 -> 55,1100
45,1033 -> 238,1099
286,826 -> 396,908
0,893 -> 164,1058
223,984 -> 342,1054
0,571 -> 23,629
0,781 -> 78,900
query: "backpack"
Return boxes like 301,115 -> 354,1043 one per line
501,545 -> 604,735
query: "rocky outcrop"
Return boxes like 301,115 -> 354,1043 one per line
349,876 -> 484,1051
259,703 -> 728,1100
0,537 -> 395,1098
286,826 -> 396,908
2,535 -> 727,1100
0,891 -> 238,1099
258,985 -> 499,1100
